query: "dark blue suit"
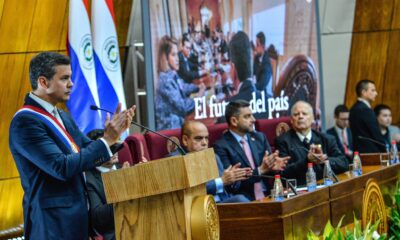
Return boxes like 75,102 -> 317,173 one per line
9,94 -> 111,240
227,79 -> 256,103
213,131 -> 272,201
177,51 -> 201,83
253,51 -> 272,93
326,127 -> 353,160
225,79 -> 268,120
349,100 -> 387,153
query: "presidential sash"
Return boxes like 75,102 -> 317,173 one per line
14,105 -> 80,153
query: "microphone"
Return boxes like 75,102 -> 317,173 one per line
90,105 -> 186,155
90,105 -> 113,114
130,121 -> 186,155
358,136 -> 387,148
250,175 -> 298,195
292,146 -> 340,183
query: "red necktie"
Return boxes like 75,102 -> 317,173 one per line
240,138 -> 265,200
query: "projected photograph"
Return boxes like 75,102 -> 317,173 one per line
149,0 -> 321,130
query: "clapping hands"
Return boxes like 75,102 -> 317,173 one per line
259,150 -> 290,174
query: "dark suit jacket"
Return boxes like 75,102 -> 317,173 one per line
349,100 -> 387,153
85,169 -> 115,240
227,79 -> 255,103
226,79 -> 268,119
177,51 -> 200,83
9,94 -> 111,240
253,51 -> 272,92
275,129 -> 348,185
213,131 -> 272,201
326,127 -> 353,157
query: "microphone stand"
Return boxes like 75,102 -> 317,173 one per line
90,105 -> 186,155
130,121 -> 186,155
358,136 -> 388,149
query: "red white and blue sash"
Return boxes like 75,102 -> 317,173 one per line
14,105 -> 80,153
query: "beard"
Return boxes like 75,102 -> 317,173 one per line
237,124 -> 254,134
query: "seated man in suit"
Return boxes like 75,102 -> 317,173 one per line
276,101 -> 348,185
374,104 -> 400,147
177,33 -> 207,83
223,31 -> 267,120
170,121 -> 251,203
213,100 -> 289,201
326,104 -> 353,161
253,31 -> 273,96
85,129 -> 131,240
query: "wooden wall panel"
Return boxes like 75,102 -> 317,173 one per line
346,0 -> 400,125
114,0 -> 133,48
382,31 -> 400,123
0,179 -> 24,231
27,0 -> 68,51
0,54 -> 32,179
353,0 -> 394,32
58,6 -> 69,51
392,0 -> 400,29
345,32 -> 389,108
0,0 -> 37,53
0,0 -> 4,21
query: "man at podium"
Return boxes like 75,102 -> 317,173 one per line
170,121 -> 251,203
9,52 -> 135,239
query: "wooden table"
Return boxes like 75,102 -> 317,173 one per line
217,164 -> 400,240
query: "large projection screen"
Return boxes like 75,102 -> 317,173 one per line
146,0 -> 322,131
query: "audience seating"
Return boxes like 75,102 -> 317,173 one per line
122,133 -> 150,164
207,123 -> 228,146
117,141 -> 134,165
145,128 -> 182,160
255,116 -> 291,151
123,117 -> 291,163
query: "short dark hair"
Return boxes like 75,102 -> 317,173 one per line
225,100 -> 250,125
256,31 -> 266,46
181,33 -> 190,46
86,129 -> 104,140
374,104 -> 391,116
355,79 -> 375,97
334,104 -> 349,118
229,31 -> 251,81
29,52 -> 70,90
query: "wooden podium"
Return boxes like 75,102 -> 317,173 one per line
101,148 -> 220,240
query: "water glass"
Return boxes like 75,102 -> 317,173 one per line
380,153 -> 390,167
347,164 -> 354,177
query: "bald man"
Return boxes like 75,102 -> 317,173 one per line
275,101 -> 348,185
170,121 -> 251,203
